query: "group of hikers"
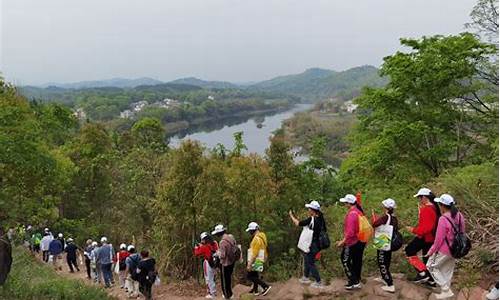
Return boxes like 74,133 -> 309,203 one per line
10,186 -> 499,300
27,228 -> 158,300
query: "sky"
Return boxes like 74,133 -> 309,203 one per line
1,0 -> 477,85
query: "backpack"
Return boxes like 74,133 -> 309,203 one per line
357,213 -> 374,243
391,230 -> 403,252
318,217 -> 330,250
233,245 -> 242,264
128,254 -> 141,280
146,270 -> 158,284
207,243 -> 220,268
119,254 -> 127,271
444,214 -> 471,259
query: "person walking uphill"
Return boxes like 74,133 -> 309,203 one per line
49,237 -> 63,271
194,232 -> 219,299
117,243 -> 130,289
83,239 -> 93,279
65,238 -> 80,273
426,194 -> 466,299
246,222 -> 272,296
40,232 -> 53,263
97,237 -> 115,288
371,198 -> 399,293
289,200 -> 326,288
136,250 -> 156,300
405,188 -> 438,285
337,194 -> 370,290
125,245 -> 141,299
213,224 -> 240,300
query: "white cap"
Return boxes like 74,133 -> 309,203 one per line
120,243 -> 127,249
92,241 -> 98,246
100,236 -> 107,243
382,198 -> 396,209
339,194 -> 357,204
211,224 -> 226,235
414,188 -> 432,198
127,245 -> 135,251
434,194 -> 455,206
305,200 -> 321,211
67,238 -> 74,243
44,228 -> 49,232
200,232 -> 209,240
58,233 -> 63,238
245,222 -> 259,232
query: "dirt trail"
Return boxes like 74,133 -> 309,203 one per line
39,253 -> 489,300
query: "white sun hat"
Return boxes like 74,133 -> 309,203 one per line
211,224 -> 226,235
67,238 -> 74,243
434,194 -> 455,206
200,232 -> 209,240
305,200 -> 321,211
127,245 -> 135,251
245,222 -> 259,232
100,236 -> 107,243
58,233 -> 63,238
339,194 -> 357,204
382,198 -> 396,209
120,243 -> 127,250
414,188 -> 432,198
92,241 -> 98,246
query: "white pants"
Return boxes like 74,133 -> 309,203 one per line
125,274 -> 140,296
427,253 -> 455,291
203,260 -> 216,296
119,270 -> 127,288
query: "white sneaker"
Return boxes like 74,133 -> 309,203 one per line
299,277 -> 312,284
381,285 -> 395,293
310,282 -> 324,289
205,295 -> 215,299
434,289 -> 454,299
487,287 -> 499,300
373,277 -> 385,284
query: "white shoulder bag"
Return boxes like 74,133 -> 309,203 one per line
297,217 -> 314,253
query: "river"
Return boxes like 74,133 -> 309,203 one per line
169,103 -> 313,154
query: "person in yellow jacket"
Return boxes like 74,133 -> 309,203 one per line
246,222 -> 272,297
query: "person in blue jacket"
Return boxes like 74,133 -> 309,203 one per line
49,238 -> 63,271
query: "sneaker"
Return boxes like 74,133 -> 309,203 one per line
434,289 -> 454,299
381,285 -> 396,293
412,273 -> 430,283
310,282 -> 324,289
261,286 -> 272,296
425,280 -> 437,288
205,295 -> 215,299
345,282 -> 362,290
299,277 -> 312,284
486,287 -> 499,300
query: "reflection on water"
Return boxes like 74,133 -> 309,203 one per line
169,104 -> 312,154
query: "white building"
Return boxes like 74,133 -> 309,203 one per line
131,101 -> 148,112
120,110 -> 134,119
73,108 -> 87,120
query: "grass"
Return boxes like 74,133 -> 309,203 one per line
0,246 -> 112,300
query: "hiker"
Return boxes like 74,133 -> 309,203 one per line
194,232 -> 219,299
65,238 -> 80,273
337,194 -> 368,290
117,243 -> 130,289
83,239 -> 93,279
404,188 -> 438,285
136,250 -> 156,300
125,245 -> 141,298
289,200 -> 326,288
0,227 -> 12,286
40,231 -> 53,263
487,282 -> 499,300
212,224 -> 240,300
90,241 -> 102,284
245,222 -> 272,296
49,236 -> 64,271
425,194 -> 465,299
371,198 -> 399,293
57,233 -> 66,250
97,236 -> 115,288
31,231 -> 42,254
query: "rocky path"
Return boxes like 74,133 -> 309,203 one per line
40,254 -> 489,300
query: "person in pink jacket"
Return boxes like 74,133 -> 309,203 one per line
425,194 -> 465,300
336,194 -> 366,290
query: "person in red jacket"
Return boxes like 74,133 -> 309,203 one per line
194,232 -> 219,299
404,188 -> 438,285
117,243 -> 130,290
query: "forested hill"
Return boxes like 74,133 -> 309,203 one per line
248,65 -> 387,101
41,77 -> 163,89
169,77 -> 239,89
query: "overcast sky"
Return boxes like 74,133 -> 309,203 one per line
1,0 -> 476,85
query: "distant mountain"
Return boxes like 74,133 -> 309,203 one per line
40,77 -> 164,89
169,77 -> 239,89
249,65 -> 386,101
